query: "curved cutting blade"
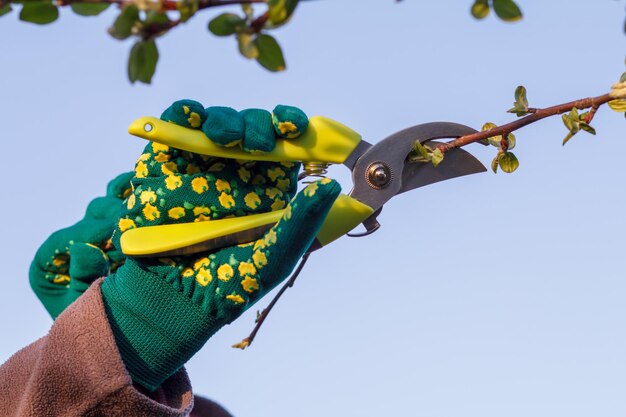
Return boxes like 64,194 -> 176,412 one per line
349,122 -> 486,212
398,140 -> 486,194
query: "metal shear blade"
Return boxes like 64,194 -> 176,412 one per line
345,122 -> 486,217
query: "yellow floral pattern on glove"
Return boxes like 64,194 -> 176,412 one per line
119,218 -> 136,232
191,177 -> 209,194
109,104 -> 329,326
114,130 -> 300,238
196,268 -> 213,286
226,294 -> 245,304
238,261 -> 257,277
240,276 -> 259,293
217,264 -> 234,281
168,207 -> 186,219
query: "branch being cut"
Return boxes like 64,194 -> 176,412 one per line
438,93 -> 613,153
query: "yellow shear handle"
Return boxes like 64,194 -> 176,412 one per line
121,210 -> 283,257
315,194 -> 374,247
120,195 -> 375,257
128,115 -> 362,164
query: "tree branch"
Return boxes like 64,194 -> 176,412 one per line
53,0 -> 266,11
438,93 -> 613,153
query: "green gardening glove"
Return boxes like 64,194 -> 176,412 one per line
29,172 -> 133,319
101,101 -> 341,391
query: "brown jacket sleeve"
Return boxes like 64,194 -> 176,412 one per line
0,279 -> 195,417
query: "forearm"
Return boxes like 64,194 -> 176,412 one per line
0,279 -> 194,416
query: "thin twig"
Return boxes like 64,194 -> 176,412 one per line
143,18 -> 181,39
233,252 -> 311,349
438,93 -> 613,153
198,0 -> 265,11
583,104 -> 600,124
250,10 -> 269,32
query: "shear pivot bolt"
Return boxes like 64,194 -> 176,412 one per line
366,162 -> 392,189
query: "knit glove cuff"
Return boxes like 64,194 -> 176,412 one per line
101,258 -> 218,391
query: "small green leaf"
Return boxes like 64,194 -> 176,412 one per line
487,136 -> 502,148
562,108 -> 580,135
562,131 -> 575,146
506,132 -> 516,150
254,34 -> 286,71
0,4 -> 13,17
20,2 -> 59,25
431,148 -> 444,167
620,72 -> 626,83
109,5 -> 139,40
70,3 -> 110,16
267,0 -> 298,27
209,13 -> 245,36
492,0 -> 522,22
562,108 -> 586,145
413,140 -> 430,161
508,105 -> 527,117
507,85 -> 530,116
561,113 -> 574,132
498,151 -> 519,173
608,99 -> 626,112
128,40 -> 159,84
482,122 -> 497,131
480,122 -> 497,146
514,86 -> 528,107
408,140 -> 431,163
491,155 -> 499,173
237,33 -> 259,59
471,0 -> 490,19
579,123 -> 596,135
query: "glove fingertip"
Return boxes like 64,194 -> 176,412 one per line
69,243 -> 109,283
296,178 -> 342,211
203,106 -> 245,147
272,105 -> 308,139
160,99 -> 207,129
240,108 -> 275,153
106,171 -> 135,200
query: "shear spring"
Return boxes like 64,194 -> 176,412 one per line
299,162 -> 330,183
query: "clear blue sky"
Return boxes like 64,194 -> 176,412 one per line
1,1 -> 626,416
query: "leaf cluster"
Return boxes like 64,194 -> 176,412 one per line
507,86 -> 533,117
481,122 -> 519,174
407,141 -> 445,167
1,1 -> 111,25
561,108 -> 596,146
1,0 -> 299,84
470,0 -> 522,22
209,0 -> 297,72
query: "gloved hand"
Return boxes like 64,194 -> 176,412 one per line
29,172 -> 133,319
102,100 -> 341,391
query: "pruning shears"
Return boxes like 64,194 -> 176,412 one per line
120,116 -> 487,257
